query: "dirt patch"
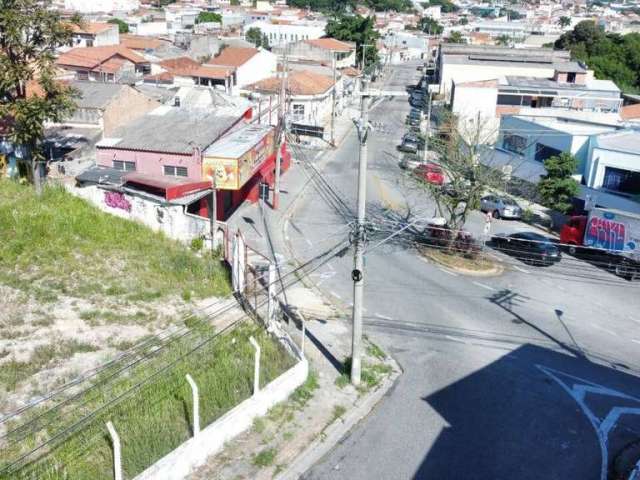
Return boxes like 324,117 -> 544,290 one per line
420,247 -> 504,276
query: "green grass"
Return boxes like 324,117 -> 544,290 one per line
0,322 -> 296,479
290,370 -> 319,408
0,180 -> 230,302
334,357 -> 392,391
252,447 -> 276,467
331,405 -> 346,422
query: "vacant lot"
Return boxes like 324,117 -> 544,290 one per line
0,180 -> 231,412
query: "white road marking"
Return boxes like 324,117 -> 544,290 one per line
445,335 -> 467,344
632,339 -> 640,345
438,268 -> 458,277
512,265 -> 530,274
329,291 -> 341,299
472,281 -> 496,291
374,313 -> 393,321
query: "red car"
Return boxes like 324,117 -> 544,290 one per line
414,163 -> 444,186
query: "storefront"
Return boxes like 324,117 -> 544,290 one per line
203,124 -> 291,219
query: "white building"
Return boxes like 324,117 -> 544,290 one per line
242,20 -> 326,47
68,22 -> 119,49
586,130 -> 640,198
207,46 -> 277,92
64,0 -> 139,13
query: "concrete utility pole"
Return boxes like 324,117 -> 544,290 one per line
330,51 -> 337,147
210,173 -> 217,253
273,47 -> 287,210
351,76 -> 370,387
422,87 -> 433,163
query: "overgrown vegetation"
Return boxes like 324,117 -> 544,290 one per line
326,15 -> 380,68
0,322 -> 295,479
246,26 -> 270,50
555,20 -> 640,93
422,0 -> 458,12
196,11 -> 222,24
288,0 -> 412,12
0,180 -> 230,302
107,18 -> 129,33
537,152 -> 580,214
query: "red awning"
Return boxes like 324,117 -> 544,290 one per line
123,173 -> 211,201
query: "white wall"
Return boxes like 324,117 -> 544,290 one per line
235,50 -> 277,90
64,0 -> 139,13
244,21 -> 326,47
440,63 -> 555,100
587,147 -> 640,190
289,93 -> 333,129
452,84 -> 500,143
131,21 -> 168,36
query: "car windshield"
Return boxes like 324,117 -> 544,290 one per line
502,197 -> 518,206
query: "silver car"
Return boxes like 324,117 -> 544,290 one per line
480,195 -> 522,219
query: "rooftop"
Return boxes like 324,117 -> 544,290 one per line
304,38 -> 355,52
441,44 -> 571,67
69,22 -> 115,35
70,81 -> 126,109
204,124 -> 274,158
511,114 -> 619,135
207,47 -> 259,67
503,76 -> 617,92
246,69 -> 334,96
56,45 -> 148,69
120,34 -> 167,51
96,108 -> 240,154
596,130 -> 640,155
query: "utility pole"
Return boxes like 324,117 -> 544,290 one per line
209,151 -> 217,253
330,51 -> 337,147
273,47 -> 287,210
422,88 -> 432,163
351,75 -> 370,387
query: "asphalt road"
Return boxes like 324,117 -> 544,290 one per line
286,61 -> 640,480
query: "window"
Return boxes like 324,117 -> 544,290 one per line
164,165 -> 188,177
174,97 -> 181,107
502,134 -> 527,155
534,144 -> 562,163
567,72 -> 576,83
603,167 -> 640,195
293,104 -> 305,116
113,160 -> 136,171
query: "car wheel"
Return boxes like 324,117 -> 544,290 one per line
615,260 -> 634,280
492,210 -> 501,219
568,245 -> 577,255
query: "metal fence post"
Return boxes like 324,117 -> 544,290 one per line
249,336 -> 261,395
106,421 -> 122,480
267,263 -> 276,328
185,374 -> 200,437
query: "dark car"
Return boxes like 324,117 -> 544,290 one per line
491,232 -> 561,266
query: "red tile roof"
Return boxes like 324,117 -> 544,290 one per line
247,70 -> 334,96
208,47 -> 258,67
305,38 -> 355,52
189,65 -> 234,79
621,104 -> 640,120
120,34 -> 167,50
56,46 -> 148,70
69,22 -> 115,35
159,57 -> 200,74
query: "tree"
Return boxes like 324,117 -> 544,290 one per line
326,15 -> 380,69
108,18 -> 129,33
416,116 -> 503,246
196,11 -> 222,24
446,31 -> 465,43
496,34 -> 510,46
245,27 -> 269,49
458,16 -> 469,25
558,16 -> 571,28
418,16 -> 443,35
0,0 -> 78,195
537,152 -> 579,214
421,0 -> 458,13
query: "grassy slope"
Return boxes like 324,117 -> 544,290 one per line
0,180 -> 229,301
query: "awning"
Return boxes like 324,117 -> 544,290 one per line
123,172 -> 211,201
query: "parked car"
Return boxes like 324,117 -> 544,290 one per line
414,162 -> 444,185
403,133 -> 425,147
417,65 -> 424,71
491,232 -> 561,266
398,138 -> 419,153
423,217 -> 481,258
480,195 -> 522,219
399,154 -> 422,170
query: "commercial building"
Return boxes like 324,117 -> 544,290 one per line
242,20 -> 326,47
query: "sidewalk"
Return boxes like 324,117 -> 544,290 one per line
187,89 -> 400,480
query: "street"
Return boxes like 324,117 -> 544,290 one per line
285,61 -> 640,480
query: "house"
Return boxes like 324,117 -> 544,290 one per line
242,20 -> 326,48
277,38 -> 356,69
437,44 -> 573,100
244,70 -> 335,141
56,45 -> 151,83
143,57 -> 235,92
63,0 -> 140,13
119,34 -> 169,51
206,47 -> 277,91
68,22 -> 119,48
450,67 -> 622,142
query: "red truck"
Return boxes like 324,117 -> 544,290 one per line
560,207 -> 640,279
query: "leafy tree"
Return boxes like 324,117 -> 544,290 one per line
502,8 -> 523,20
558,16 -> 571,28
537,152 -> 579,214
230,0 -> 240,5
418,16 -> 443,35
0,0 -> 78,195
108,18 -> 129,33
446,31 -> 465,43
421,0 -> 458,13
458,16 -> 468,25
288,0 -> 411,12
246,27 -> 269,49
496,34 -> 510,46
326,15 -> 380,69
196,11 -> 222,24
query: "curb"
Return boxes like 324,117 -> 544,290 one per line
420,249 -> 505,277
275,361 -> 401,480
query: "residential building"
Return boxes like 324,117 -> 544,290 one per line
437,44 -> 572,100
119,34 -> 169,51
56,45 -> 151,83
206,46 -> 277,91
244,70 -> 335,141
63,0 -> 140,13
68,23 -> 119,49
242,20 -> 326,47
277,38 -> 356,69
451,66 -> 622,141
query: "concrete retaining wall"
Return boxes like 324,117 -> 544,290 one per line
134,356 -> 308,480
